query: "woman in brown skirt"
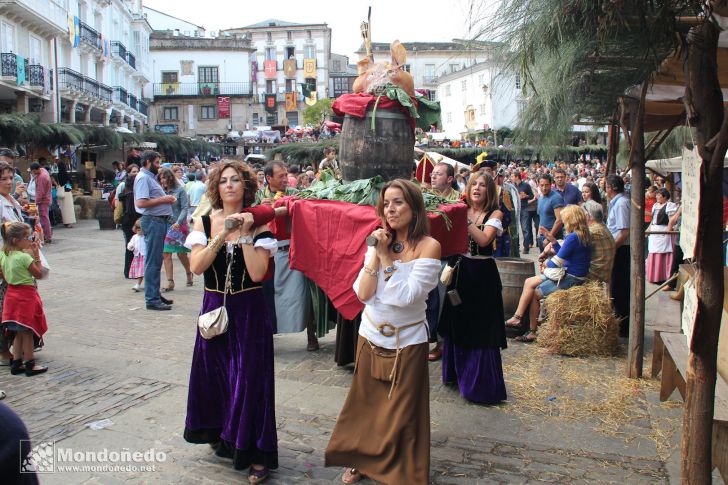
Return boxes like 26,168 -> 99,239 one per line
325,179 -> 441,484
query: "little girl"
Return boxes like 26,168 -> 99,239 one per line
127,219 -> 145,292
0,222 -> 48,376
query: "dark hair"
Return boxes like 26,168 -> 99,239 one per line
141,150 -> 161,167
464,173 -> 499,213
0,161 -> 13,176
1,221 -> 31,253
207,160 -> 257,210
539,173 -> 553,184
263,161 -> 286,179
324,147 -> 336,156
0,148 -> 16,159
511,171 -> 522,180
187,173 -> 196,182
157,168 -> 179,190
582,181 -> 603,205
126,163 -> 139,174
375,179 -> 429,247
606,174 -> 624,193
30,162 -> 40,170
657,187 -> 671,200
288,165 -> 300,175
435,162 -> 455,178
554,168 -> 566,176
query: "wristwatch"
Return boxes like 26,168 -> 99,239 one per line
238,235 -> 254,245
383,265 -> 396,277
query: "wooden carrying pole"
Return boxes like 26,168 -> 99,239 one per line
680,15 -> 726,483
626,86 -> 647,378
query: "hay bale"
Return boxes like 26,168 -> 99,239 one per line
538,281 -> 619,357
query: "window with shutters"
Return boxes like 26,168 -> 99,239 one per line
198,66 -> 218,83
200,105 -> 217,120
163,106 -> 178,120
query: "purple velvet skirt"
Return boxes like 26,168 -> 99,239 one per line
184,289 -> 278,470
442,336 -> 507,404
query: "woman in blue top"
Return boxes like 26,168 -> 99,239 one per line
158,168 -> 193,291
506,205 -> 591,342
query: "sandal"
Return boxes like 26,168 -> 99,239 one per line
0,389 -> 5,400
186,272 -> 194,287
248,466 -> 269,484
342,468 -> 364,484
515,331 -> 537,343
163,279 -> 175,292
505,314 -> 523,328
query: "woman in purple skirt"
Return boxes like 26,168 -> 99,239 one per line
438,172 -> 508,404
184,160 -> 278,484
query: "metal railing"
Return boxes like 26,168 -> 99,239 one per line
99,82 -> 112,103
127,52 -> 136,69
1,53 -> 16,77
111,41 -> 127,61
113,86 -> 128,105
137,100 -> 148,116
83,77 -> 99,97
27,65 -> 44,86
422,75 -> 437,84
58,68 -> 83,91
128,93 -> 138,109
80,22 -> 99,48
152,82 -> 253,97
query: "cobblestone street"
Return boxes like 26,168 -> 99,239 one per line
0,221 -> 707,484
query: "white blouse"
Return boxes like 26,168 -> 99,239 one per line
354,246 -> 441,349
127,234 -> 146,257
184,230 -> 278,257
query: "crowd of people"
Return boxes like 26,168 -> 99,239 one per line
0,142 -> 688,483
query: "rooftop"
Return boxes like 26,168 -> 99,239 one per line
225,19 -> 328,30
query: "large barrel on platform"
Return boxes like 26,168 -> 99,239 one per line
96,201 -> 116,230
496,257 -> 536,331
339,107 -> 415,182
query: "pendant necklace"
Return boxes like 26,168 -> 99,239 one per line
392,241 -> 405,253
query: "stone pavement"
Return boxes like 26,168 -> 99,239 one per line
0,220 -> 716,484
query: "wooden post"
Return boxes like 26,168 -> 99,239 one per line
626,85 -> 647,378
681,17 -> 726,483
606,123 -> 619,175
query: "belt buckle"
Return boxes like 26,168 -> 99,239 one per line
377,322 -> 396,337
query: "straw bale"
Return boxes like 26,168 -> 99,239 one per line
538,281 -> 619,357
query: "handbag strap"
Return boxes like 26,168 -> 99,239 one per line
222,247 -> 232,305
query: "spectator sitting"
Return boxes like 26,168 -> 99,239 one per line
582,200 -> 615,284
506,205 -> 592,342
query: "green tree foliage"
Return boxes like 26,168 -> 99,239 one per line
303,99 -> 334,126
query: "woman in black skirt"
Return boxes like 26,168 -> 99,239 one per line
439,172 -> 507,404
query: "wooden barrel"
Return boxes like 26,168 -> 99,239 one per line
339,106 -> 415,182
496,257 -> 536,331
96,201 -> 116,230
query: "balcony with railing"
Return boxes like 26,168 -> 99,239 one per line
27,65 -> 45,87
1,53 -> 17,77
138,100 -> 148,116
127,52 -> 136,69
422,75 -> 438,85
113,86 -> 128,105
152,82 -> 253,97
58,68 -> 84,91
128,93 -> 138,109
111,41 -> 127,62
99,83 -> 112,103
83,77 -> 99,98
80,22 -> 100,48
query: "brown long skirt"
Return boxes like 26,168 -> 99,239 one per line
325,336 -> 430,485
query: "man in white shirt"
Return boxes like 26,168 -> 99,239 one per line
185,173 -> 206,222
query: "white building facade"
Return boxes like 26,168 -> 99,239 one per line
435,62 -> 521,139
223,19 -> 331,128
147,30 -> 254,137
0,0 -> 151,130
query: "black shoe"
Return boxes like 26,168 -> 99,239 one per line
523,247 -> 529,254
147,302 -> 172,311
10,359 -> 24,375
160,295 -> 174,305
23,359 -> 48,376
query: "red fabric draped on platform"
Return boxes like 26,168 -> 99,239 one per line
332,93 -> 418,131
283,198 -> 468,319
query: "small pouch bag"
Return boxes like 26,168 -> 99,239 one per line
197,251 -> 231,339
369,345 -> 398,382
440,257 -> 461,286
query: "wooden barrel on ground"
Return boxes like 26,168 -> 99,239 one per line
496,257 -> 536,334
96,201 -> 116,230
339,106 -> 415,182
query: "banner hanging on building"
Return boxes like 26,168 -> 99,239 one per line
217,96 -> 231,118
265,94 -> 277,113
16,56 -> 25,86
285,92 -> 297,112
264,60 -> 277,79
680,147 -> 701,259
305,91 -> 318,106
303,58 -> 317,78
251,60 -> 257,82
283,59 -> 296,78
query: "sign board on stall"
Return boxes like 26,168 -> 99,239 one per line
680,147 -> 701,259
682,277 -> 698,346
